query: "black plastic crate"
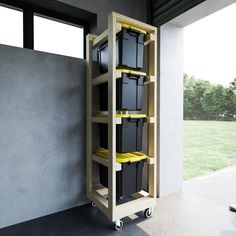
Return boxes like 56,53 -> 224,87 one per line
97,27 -> 145,74
99,160 -> 145,199
99,116 -> 145,153
99,70 -> 145,111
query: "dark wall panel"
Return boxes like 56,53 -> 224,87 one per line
59,0 -> 147,33
152,0 -> 206,26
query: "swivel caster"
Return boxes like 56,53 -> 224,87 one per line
90,201 -> 96,207
144,208 -> 153,218
114,219 -> 123,231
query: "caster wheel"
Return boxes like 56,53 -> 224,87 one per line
90,201 -> 96,207
144,208 -> 153,218
114,220 -> 123,231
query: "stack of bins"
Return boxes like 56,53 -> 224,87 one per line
97,24 -> 147,199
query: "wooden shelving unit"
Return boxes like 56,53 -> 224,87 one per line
86,12 -> 157,230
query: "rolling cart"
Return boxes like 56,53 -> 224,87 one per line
86,12 -> 157,231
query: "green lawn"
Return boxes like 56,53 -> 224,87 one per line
184,120 -> 236,180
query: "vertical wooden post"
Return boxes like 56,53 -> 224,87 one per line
108,12 -> 117,219
86,34 -> 93,197
147,29 -> 157,198
156,28 -> 161,197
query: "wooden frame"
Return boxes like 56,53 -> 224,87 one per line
86,12 -> 157,223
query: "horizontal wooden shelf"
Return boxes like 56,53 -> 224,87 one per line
93,72 -> 155,86
92,70 -> 122,86
93,116 -> 155,124
114,196 -> 156,221
89,186 -> 155,221
92,73 -> 109,86
92,154 -> 122,171
115,12 -> 156,33
88,187 -> 109,218
144,33 -> 156,46
92,23 -> 122,49
95,186 -> 108,197
145,76 -> 155,84
92,116 -> 122,124
146,117 -> 155,123
93,153 -> 154,170
146,156 -> 155,165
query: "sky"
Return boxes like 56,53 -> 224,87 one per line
0,5 -> 84,58
184,3 -> 236,86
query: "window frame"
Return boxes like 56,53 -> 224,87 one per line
0,0 -> 88,58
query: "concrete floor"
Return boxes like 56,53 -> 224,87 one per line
184,165 -> 236,207
1,166 -> 236,236
137,166 -> 236,236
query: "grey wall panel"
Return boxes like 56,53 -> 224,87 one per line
0,45 -> 86,228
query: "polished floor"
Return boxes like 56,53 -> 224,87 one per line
1,167 -> 236,236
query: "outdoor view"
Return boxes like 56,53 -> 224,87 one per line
183,3 -> 236,180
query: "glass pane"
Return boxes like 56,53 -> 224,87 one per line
0,5 -> 23,47
34,15 -> 84,58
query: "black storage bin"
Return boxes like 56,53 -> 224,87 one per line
99,115 -> 145,153
97,26 -> 145,74
99,70 -> 145,111
99,160 -> 145,199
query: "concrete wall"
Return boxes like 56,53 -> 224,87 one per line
158,23 -> 184,197
58,0 -> 147,33
0,45 -> 87,228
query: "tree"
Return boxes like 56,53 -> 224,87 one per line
183,75 -> 236,121
201,85 -> 226,120
229,77 -> 236,93
222,88 -> 236,120
184,74 -> 211,120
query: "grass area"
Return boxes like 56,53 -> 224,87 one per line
184,120 -> 236,180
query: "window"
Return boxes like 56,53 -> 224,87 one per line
34,15 -> 84,58
0,5 -> 23,47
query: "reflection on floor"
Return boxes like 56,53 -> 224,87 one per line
1,166 -> 236,236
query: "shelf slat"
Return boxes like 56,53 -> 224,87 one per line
144,33 -> 156,46
92,23 -> 122,48
93,116 -> 154,124
146,117 -> 155,123
115,12 -> 156,33
95,186 -> 108,197
92,73 -> 109,86
145,76 -> 155,84
88,189 -> 109,217
114,196 -> 156,220
92,70 -> 122,86
92,116 -> 122,124
93,71 -> 155,86
92,154 -> 122,171
146,156 -> 155,165
92,29 -> 108,49
132,190 -> 149,199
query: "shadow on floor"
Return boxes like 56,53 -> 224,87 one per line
0,204 -> 149,236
